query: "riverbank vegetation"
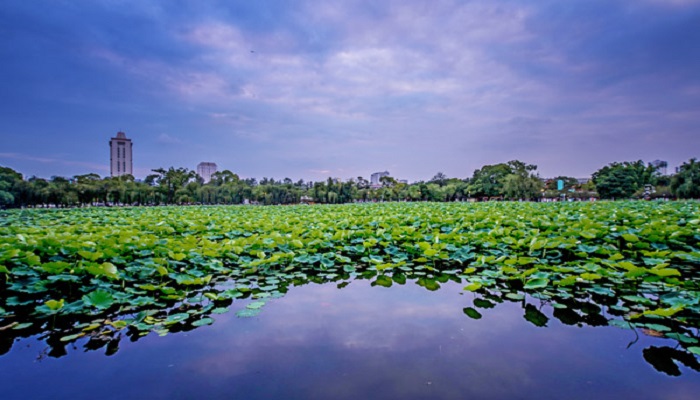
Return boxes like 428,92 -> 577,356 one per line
1,158 -> 698,208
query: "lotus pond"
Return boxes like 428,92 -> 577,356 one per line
1,202 -> 700,399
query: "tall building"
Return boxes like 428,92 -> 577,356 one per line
370,171 -> 390,187
197,162 -> 218,183
109,132 -> 133,177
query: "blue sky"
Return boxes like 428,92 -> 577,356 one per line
1,0 -> 699,182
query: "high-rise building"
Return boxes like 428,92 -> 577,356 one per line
370,171 -> 390,188
109,132 -> 133,177
197,162 -> 218,183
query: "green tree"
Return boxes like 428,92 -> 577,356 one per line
379,175 -> 397,188
0,166 -> 22,207
671,158 -> 700,199
502,161 -> 543,200
73,173 -> 103,206
210,170 -> 240,186
430,172 -> 448,187
150,167 -> 197,204
592,161 -> 657,199
469,160 -> 539,199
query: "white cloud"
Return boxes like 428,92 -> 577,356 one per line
156,133 -> 183,145
80,0 -> 700,180
0,152 -> 109,172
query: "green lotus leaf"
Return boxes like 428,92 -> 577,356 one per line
247,301 -> 266,310
580,273 -> 602,281
622,233 -> 639,242
474,299 -> 495,309
78,250 -> 103,261
608,320 -> 632,329
464,282 -> 482,292
12,322 -> 33,330
85,262 -> 118,279
60,332 -> 86,342
524,278 -> 549,290
524,304 -> 548,327
555,276 -> 577,286
47,274 -> 80,283
236,308 -> 261,318
642,306 -> 684,318
463,307 -> 482,319
650,268 -> 681,277
82,290 -> 114,310
373,275 -> 392,288
192,318 -> 214,327
665,332 -> 698,344
643,324 -> 671,332
505,293 -> 525,301
165,313 -> 190,324
41,261 -> 72,274
589,286 -> 615,297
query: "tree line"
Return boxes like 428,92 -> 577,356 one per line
1,158 -> 698,208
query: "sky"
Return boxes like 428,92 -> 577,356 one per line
1,0 -> 699,182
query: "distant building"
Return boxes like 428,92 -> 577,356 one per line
398,179 -> 408,184
370,171 -> 390,188
197,162 -> 217,183
109,131 -> 133,177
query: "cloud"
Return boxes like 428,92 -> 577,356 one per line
643,0 -> 700,6
156,133 -> 183,145
0,152 -> 109,173
307,169 -> 332,175
2,0 -> 699,180
508,117 -> 553,127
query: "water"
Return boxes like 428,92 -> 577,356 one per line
2,280 -> 700,399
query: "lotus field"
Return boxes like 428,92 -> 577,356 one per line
1,201 -> 700,365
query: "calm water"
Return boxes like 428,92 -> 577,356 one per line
2,280 -> 700,400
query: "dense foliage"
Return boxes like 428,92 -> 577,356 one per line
469,160 -> 543,200
592,160 -> 658,199
1,201 -> 700,370
1,157 -> 696,209
671,159 -> 700,199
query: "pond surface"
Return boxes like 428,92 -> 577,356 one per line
2,279 -> 700,400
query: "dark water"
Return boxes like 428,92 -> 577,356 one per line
2,280 -> 700,400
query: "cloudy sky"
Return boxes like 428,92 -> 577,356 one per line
1,0 -> 699,182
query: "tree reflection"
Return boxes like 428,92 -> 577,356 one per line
1,268 -> 699,376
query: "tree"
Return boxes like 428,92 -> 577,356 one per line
379,175 -> 397,188
671,158 -> 700,199
210,170 -> 239,186
430,172 -> 448,187
0,180 -> 14,207
0,166 -> 22,207
47,176 -> 75,207
469,160 -> 539,199
502,161 -> 543,200
73,173 -> 103,206
356,176 -> 369,189
150,167 -> 197,204
592,161 -> 656,199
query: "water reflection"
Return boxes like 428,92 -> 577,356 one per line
2,280 -> 700,400
2,266 -> 700,380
